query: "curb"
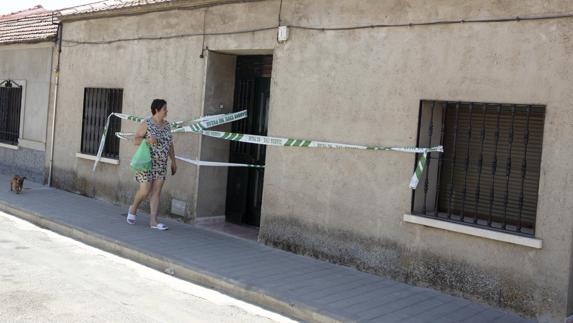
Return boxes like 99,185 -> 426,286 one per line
0,201 -> 342,323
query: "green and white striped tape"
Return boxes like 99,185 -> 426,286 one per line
409,153 -> 428,189
95,110 -> 442,188
92,110 -> 248,171
114,132 -> 135,141
175,156 -> 264,168
176,128 -> 442,189
114,133 -> 264,168
185,130 -> 443,154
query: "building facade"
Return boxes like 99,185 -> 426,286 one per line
50,1 -> 573,321
0,6 -> 58,183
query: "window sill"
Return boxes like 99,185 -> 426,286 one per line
76,153 -> 119,165
18,139 -> 45,151
0,142 -> 18,150
403,214 -> 542,249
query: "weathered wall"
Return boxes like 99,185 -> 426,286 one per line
53,0 -> 573,321
196,52 -> 236,218
53,1 -> 278,219
260,1 -> 573,322
0,147 -> 44,182
0,43 -> 53,182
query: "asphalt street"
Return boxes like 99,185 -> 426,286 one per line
0,211 -> 296,323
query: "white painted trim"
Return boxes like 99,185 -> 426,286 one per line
17,139 -> 45,151
403,214 -> 542,249
75,153 -> 119,165
0,142 -> 18,150
18,80 -> 26,141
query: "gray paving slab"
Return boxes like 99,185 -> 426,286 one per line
375,297 -> 446,321
439,303 -> 492,322
255,266 -> 342,289
259,267 -> 342,291
313,280 -> 395,306
345,286 -> 423,315
464,308 -> 507,323
0,174 -> 534,323
327,281 -> 406,309
357,291 -> 434,321
402,297 -> 472,322
306,278 -> 377,303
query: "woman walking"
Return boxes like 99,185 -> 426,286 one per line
127,99 -> 177,230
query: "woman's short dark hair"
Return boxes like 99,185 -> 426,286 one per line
150,99 -> 167,115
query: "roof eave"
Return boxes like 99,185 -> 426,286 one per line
0,36 -> 56,46
57,0 -> 263,22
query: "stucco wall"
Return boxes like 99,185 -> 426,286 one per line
260,1 -> 573,321
53,0 -> 278,218
53,0 -> 573,321
0,43 -> 53,181
0,147 -> 45,183
196,52 -> 236,218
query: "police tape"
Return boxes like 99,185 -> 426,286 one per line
173,128 -> 442,189
114,133 -> 264,168
175,156 -> 264,168
92,110 -> 248,171
175,129 -> 443,154
409,153 -> 427,189
96,110 -> 442,188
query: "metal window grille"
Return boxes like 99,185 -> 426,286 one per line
80,88 -> 123,159
0,81 -> 23,145
412,100 -> 545,236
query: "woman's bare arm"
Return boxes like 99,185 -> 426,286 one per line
134,122 -> 147,146
169,143 -> 175,161
169,142 -> 177,175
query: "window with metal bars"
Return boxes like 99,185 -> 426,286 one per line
0,80 -> 23,145
412,100 -> 545,236
80,88 -> 123,159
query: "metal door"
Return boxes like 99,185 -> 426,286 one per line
226,56 -> 272,226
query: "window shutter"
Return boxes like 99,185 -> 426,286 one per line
413,101 -> 545,236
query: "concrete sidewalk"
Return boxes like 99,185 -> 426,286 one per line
0,175 -> 532,323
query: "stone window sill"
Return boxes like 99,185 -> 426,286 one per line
18,139 -> 45,151
0,142 -> 18,150
403,214 -> 542,249
76,153 -> 119,165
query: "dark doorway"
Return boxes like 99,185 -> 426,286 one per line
225,55 -> 272,227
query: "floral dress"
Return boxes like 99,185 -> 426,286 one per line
135,117 -> 173,183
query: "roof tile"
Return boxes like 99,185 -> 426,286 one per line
58,0 -> 173,17
0,6 -> 58,45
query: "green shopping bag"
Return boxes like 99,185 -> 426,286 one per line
130,140 -> 152,172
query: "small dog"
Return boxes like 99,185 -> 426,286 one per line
10,175 -> 26,194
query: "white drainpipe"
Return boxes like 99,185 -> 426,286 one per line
47,23 -> 62,186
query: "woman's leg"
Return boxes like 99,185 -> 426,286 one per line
149,179 -> 165,226
130,182 -> 152,215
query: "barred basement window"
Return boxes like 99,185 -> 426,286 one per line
412,100 -> 545,236
0,80 -> 23,145
81,88 -> 123,159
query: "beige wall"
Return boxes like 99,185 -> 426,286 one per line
0,43 -> 53,147
196,52 -> 236,218
0,42 -> 54,182
53,0 -> 278,213
54,1 -> 573,321
53,8 -> 208,214
262,2 -> 573,321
